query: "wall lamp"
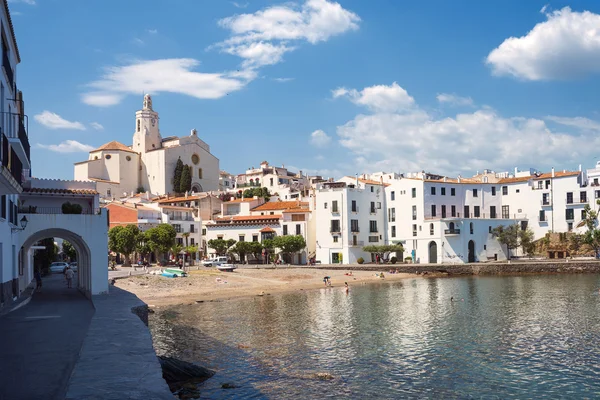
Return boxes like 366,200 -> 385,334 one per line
12,215 -> 28,233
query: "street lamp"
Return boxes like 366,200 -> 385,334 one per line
12,215 -> 28,233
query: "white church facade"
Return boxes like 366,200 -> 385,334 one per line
74,95 -> 219,198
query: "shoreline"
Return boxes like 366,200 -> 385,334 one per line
114,260 -> 600,308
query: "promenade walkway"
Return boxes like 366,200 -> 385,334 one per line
0,274 -> 94,400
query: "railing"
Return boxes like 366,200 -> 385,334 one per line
350,240 -> 364,247
538,216 -> 547,222
444,228 -> 461,235
350,227 -> 360,233
18,207 -> 100,214
2,50 -> 13,90
370,208 -> 376,214
18,119 -> 30,163
169,216 -> 194,221
425,213 -> 527,220
541,199 -> 552,206
351,206 -> 359,212
330,227 -> 341,233
331,208 -> 339,214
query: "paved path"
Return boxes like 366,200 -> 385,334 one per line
0,274 -> 94,400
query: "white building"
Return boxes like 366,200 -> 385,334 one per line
235,161 -> 309,200
74,95 -> 220,198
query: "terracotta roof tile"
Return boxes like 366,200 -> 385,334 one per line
259,227 -> 276,233
282,208 -> 311,213
214,215 -> 281,222
498,171 -> 580,184
251,201 -> 308,211
90,141 -> 137,154
227,198 -> 259,203
23,187 -> 98,195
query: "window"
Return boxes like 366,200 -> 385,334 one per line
252,235 -> 259,242
351,200 -> 358,212
324,202 -> 328,209
270,212 -> 274,215
470,222 -> 474,234
369,220 -> 378,233
190,224 -> 195,233
490,206 -> 496,219
198,168 -> 203,179
332,200 -> 339,213
412,224 -> 417,237
431,204 -> 437,217
391,226 -> 396,238
377,202 -> 382,209
389,208 -> 396,222
539,210 -> 546,222
441,187 -> 446,196
566,192 -> 573,204
568,222 -> 573,232
451,205 -> 456,217
451,188 -> 456,196
239,235 -> 245,242
595,178 -> 599,185
391,191 -> 395,201
580,191 -> 587,203
191,154 -> 200,164
595,190 -> 600,199
177,238 -> 183,245
464,205 -> 470,218
431,187 -> 436,195
107,188 -> 111,197
582,209 -> 586,220
126,155 -> 131,161
137,119 -> 140,132
502,186 -> 508,195
542,193 -> 550,205
370,202 -> 376,213
330,220 -> 340,233
296,224 -> 301,235
270,177 -> 273,186
368,236 -> 379,243
190,238 -> 195,245
566,208 -> 574,221
370,186 -> 374,193
441,205 -> 446,218
292,214 -> 306,221
202,228 -> 206,235
502,205 -> 509,219
546,180 -> 551,189
488,226 -> 492,234
412,205 -> 417,220
283,225 -> 288,235
351,219 -> 359,232
173,224 -> 182,233
430,223 -> 434,235
474,206 -> 480,218
516,189 -> 520,193
0,195 -> 5,219
333,236 -> 339,243
105,154 -> 111,160
491,187 -> 496,196
412,188 -> 416,198
473,189 -> 478,198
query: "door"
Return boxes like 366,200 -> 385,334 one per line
468,240 -> 476,263
332,253 -> 340,264
428,241 -> 437,264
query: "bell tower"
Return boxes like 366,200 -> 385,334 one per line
133,94 -> 162,153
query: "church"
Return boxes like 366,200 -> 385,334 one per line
74,95 -> 219,198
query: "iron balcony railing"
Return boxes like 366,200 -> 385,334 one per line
2,50 -> 13,90
18,119 -> 30,163
2,133 -> 22,185
18,207 -> 101,215
444,228 -> 461,235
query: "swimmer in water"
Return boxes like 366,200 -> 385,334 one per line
451,297 -> 454,302
344,282 -> 349,292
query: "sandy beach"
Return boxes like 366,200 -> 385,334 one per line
115,267 -> 419,307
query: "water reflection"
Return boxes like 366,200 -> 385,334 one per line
150,274 -> 600,399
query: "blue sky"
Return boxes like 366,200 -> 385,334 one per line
10,0 -> 600,180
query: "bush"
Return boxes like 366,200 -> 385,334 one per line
390,256 -> 397,264
62,202 -> 82,214
405,256 -> 412,261
357,257 -> 364,264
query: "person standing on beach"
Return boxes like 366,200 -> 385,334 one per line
65,267 -> 75,289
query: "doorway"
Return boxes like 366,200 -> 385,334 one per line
468,240 -> 476,263
428,241 -> 437,264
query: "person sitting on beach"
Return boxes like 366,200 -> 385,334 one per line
380,272 -> 385,279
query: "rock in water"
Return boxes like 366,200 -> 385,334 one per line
158,356 -> 215,385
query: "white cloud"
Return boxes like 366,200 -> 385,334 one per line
34,111 -> 86,130
309,129 -> 332,147
232,1 -> 249,8
8,0 -> 36,5
332,82 -> 415,113
487,7 -> 600,80
90,122 -> 104,130
436,93 -> 474,107
132,37 -> 144,46
334,82 -> 600,176
82,59 -> 250,107
147,29 -> 158,34
273,77 -> 294,82
37,140 -> 94,153
216,0 -> 359,68
545,116 -> 600,131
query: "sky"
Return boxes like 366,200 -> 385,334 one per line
9,0 -> 600,180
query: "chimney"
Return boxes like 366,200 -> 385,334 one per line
185,191 -> 189,199
551,167 -> 555,178
190,129 -> 197,136
145,191 -> 150,200
457,175 -> 461,183
514,167 -> 518,176
443,177 -> 447,182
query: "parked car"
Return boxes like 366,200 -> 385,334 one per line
49,262 -> 69,274
202,256 -> 228,267
69,262 -> 78,272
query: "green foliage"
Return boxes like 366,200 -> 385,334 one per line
242,187 -> 271,201
62,240 -> 77,261
246,241 -> 263,260
136,186 -> 145,194
357,257 -> 364,264
582,204 -> 600,257
492,224 -> 520,258
180,165 -> 192,193
135,231 -> 152,259
262,239 -> 274,251
108,224 -> 140,266
390,256 -> 397,264
185,245 -> 199,255
173,158 -> 184,193
62,202 -> 82,214
569,233 -> 584,256
405,256 -> 413,261
229,241 -> 253,263
519,227 -> 536,256
182,232 -> 190,247
208,238 -> 236,256
145,224 -> 177,258
362,244 -> 404,256
272,235 -> 306,259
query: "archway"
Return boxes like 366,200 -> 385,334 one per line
191,183 -> 203,193
20,228 -> 94,297
468,240 -> 476,263
428,241 -> 438,264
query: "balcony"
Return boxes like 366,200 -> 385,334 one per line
538,215 -> 548,223
2,50 -> 13,91
350,227 -> 360,233
0,134 -> 22,195
566,197 -> 587,206
350,240 -> 364,247
330,227 -> 341,234
541,199 -> 552,206
351,206 -> 359,213
331,208 -> 340,214
138,218 -> 162,224
18,207 -> 100,214
7,118 -> 31,168
169,215 -> 195,221
444,228 -> 461,235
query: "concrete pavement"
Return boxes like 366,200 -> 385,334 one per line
0,273 -> 94,400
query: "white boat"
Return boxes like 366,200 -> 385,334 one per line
217,263 -> 237,272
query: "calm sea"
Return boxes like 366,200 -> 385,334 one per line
150,274 -> 600,399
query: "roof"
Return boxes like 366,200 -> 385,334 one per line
157,205 -> 195,211
251,200 -> 308,211
344,177 -> 391,187
3,0 -> 20,63
89,178 -> 120,185
90,141 -> 137,154
156,195 -> 202,203
227,198 -> 258,203
259,227 -> 276,233
22,187 -> 98,195
498,171 -> 580,184
282,208 -> 311,213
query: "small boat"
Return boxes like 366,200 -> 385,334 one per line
217,263 -> 237,272
163,268 -> 187,277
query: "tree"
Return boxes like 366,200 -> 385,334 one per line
362,244 -> 404,260
173,158 -> 184,193
247,241 -> 263,262
492,224 -> 520,259
583,204 -> 600,257
272,235 -> 306,263
135,231 -> 152,262
180,165 -> 192,193
62,202 -> 82,214
145,224 -> 177,261
229,241 -> 252,263
34,238 -> 57,274
62,240 -> 77,261
108,224 -> 140,266
182,232 -> 190,247
208,238 -> 236,256
519,227 -> 536,257
170,244 -> 183,260
569,233 -> 584,256
136,186 -> 145,194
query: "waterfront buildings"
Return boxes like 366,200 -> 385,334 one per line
74,95 -> 220,198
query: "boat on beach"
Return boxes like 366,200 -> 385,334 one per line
162,268 -> 188,278
217,264 -> 237,272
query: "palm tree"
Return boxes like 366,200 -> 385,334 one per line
182,232 -> 190,247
